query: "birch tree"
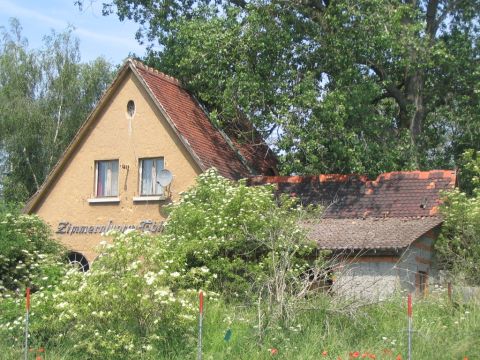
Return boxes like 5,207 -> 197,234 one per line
0,19 -> 114,202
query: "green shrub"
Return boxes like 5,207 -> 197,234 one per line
437,188 -> 480,284
437,150 -> 480,285
163,168 -> 318,299
0,211 -> 66,294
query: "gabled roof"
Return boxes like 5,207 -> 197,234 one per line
24,59 -> 277,213
249,170 -> 456,250
132,60 -> 277,178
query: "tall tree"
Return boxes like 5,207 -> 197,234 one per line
0,19 -> 114,202
79,0 -> 479,175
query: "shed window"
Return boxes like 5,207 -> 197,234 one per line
95,160 -> 119,197
139,158 -> 164,196
416,271 -> 428,296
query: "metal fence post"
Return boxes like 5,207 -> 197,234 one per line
408,293 -> 412,360
197,290 -> 204,360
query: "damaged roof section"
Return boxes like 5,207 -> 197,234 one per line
249,170 -> 457,250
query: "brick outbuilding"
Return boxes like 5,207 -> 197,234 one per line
249,170 -> 457,298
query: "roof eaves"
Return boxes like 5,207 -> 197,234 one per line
23,60 -> 133,214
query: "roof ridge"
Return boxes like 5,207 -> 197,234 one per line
249,169 -> 456,186
189,94 -> 257,175
128,58 -> 183,87
249,174 -> 367,184
321,215 -> 443,220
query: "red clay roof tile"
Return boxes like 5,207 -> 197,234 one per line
132,60 -> 277,179
249,170 -> 456,219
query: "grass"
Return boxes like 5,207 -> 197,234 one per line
199,293 -> 479,359
1,290 -> 478,359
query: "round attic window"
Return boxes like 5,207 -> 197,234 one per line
127,100 -> 136,118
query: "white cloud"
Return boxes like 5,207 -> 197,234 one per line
0,0 -> 66,28
0,0 -> 140,48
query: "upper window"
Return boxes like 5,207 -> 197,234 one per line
139,158 -> 164,196
95,160 -> 119,197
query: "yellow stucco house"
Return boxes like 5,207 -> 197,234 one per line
24,59 -> 277,269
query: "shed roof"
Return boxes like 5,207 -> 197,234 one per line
250,170 -> 456,250
302,217 -> 443,250
249,170 -> 456,218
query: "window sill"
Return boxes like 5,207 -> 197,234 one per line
88,197 -> 120,204
133,195 -> 166,202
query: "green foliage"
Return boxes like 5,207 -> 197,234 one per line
458,149 -> 480,195
0,210 -> 66,294
2,289 -> 479,359
0,19 -> 114,201
0,232 -> 203,359
437,152 -> 480,285
83,0 -> 480,176
163,169 -> 318,299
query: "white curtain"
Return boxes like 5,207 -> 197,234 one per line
97,160 -> 118,197
141,158 -> 164,195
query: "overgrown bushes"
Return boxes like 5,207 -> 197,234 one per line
163,169 -> 319,299
437,150 -> 480,285
0,210 -> 65,294
27,232 -> 200,359
0,169 -> 320,359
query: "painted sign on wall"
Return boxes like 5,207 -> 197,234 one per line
56,220 -> 164,235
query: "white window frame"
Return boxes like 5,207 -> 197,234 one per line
89,159 -> 120,203
134,157 -> 166,202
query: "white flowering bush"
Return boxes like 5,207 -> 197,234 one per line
0,169 -> 320,358
163,168 -> 318,299
6,231 -> 200,359
0,211 -> 66,294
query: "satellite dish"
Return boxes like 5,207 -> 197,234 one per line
157,169 -> 173,187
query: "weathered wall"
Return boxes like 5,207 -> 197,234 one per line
333,229 -> 438,300
398,230 -> 436,294
333,256 -> 401,300
32,71 -> 202,263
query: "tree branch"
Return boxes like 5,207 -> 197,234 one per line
365,61 -> 409,115
23,147 -> 40,191
426,0 -> 440,39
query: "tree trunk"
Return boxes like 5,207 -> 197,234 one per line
406,70 -> 425,144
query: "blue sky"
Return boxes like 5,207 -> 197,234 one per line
0,0 -> 147,64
